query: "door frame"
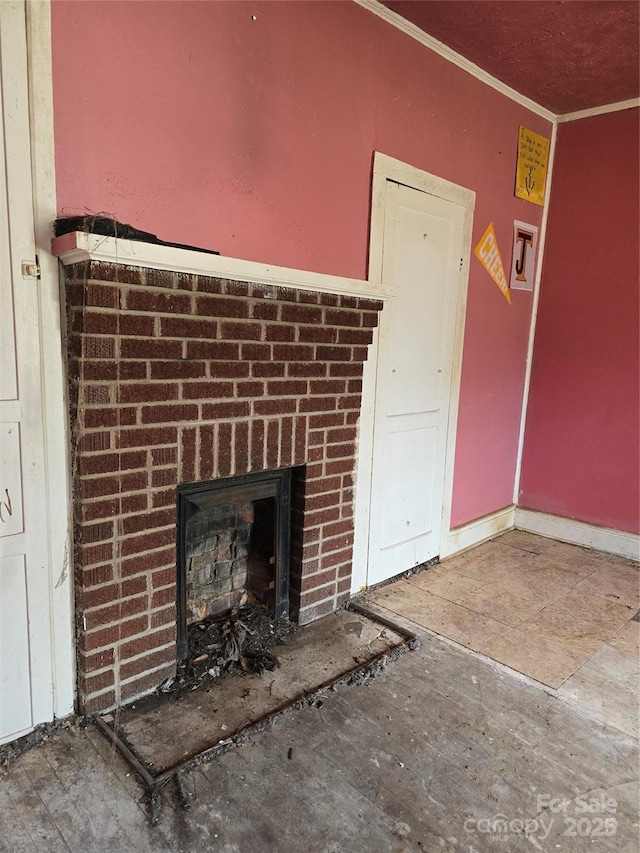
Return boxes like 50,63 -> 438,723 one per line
351,153 -> 475,592
27,0 -> 75,721
4,0 -> 76,726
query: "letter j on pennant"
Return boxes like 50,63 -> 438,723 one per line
474,222 -> 511,303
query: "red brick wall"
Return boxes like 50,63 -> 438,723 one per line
65,260 -> 382,713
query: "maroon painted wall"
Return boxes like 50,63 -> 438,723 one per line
51,0 -> 551,528
519,109 -> 640,534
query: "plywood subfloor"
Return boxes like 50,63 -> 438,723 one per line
365,531 -> 639,736
105,610 -> 405,773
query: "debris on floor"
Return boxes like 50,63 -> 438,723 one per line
160,604 -> 297,700
0,715 -> 84,768
95,606 -> 415,822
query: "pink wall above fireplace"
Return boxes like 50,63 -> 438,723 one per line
51,0 -> 550,528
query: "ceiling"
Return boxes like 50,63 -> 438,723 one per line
381,1 -> 639,115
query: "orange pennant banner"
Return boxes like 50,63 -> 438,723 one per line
474,222 -> 511,304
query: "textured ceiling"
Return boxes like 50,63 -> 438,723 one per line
382,1 -> 640,114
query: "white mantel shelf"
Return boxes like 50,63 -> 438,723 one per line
52,231 -> 397,300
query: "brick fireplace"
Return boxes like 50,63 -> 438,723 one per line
59,246 -> 383,713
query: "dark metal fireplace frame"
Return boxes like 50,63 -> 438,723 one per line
176,468 -> 293,660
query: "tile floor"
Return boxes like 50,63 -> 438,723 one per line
365,529 -> 639,736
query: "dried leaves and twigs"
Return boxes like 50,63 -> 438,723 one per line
160,605 -> 296,699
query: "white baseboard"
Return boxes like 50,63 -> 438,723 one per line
514,508 -> 640,561
440,505 -> 515,560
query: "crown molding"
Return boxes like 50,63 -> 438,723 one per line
355,0 -> 639,126
353,0 -> 556,123
557,98 -> 640,124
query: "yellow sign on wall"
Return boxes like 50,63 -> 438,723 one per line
474,222 -> 510,303
515,126 -> 549,207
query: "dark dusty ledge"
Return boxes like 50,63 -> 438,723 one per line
54,215 -> 219,256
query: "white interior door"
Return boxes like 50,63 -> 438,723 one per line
366,180 -> 467,586
0,1 -> 58,744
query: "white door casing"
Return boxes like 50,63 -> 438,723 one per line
0,0 -> 73,743
352,154 -> 474,590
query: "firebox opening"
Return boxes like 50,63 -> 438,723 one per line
246,497 -> 277,611
176,469 -> 292,660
